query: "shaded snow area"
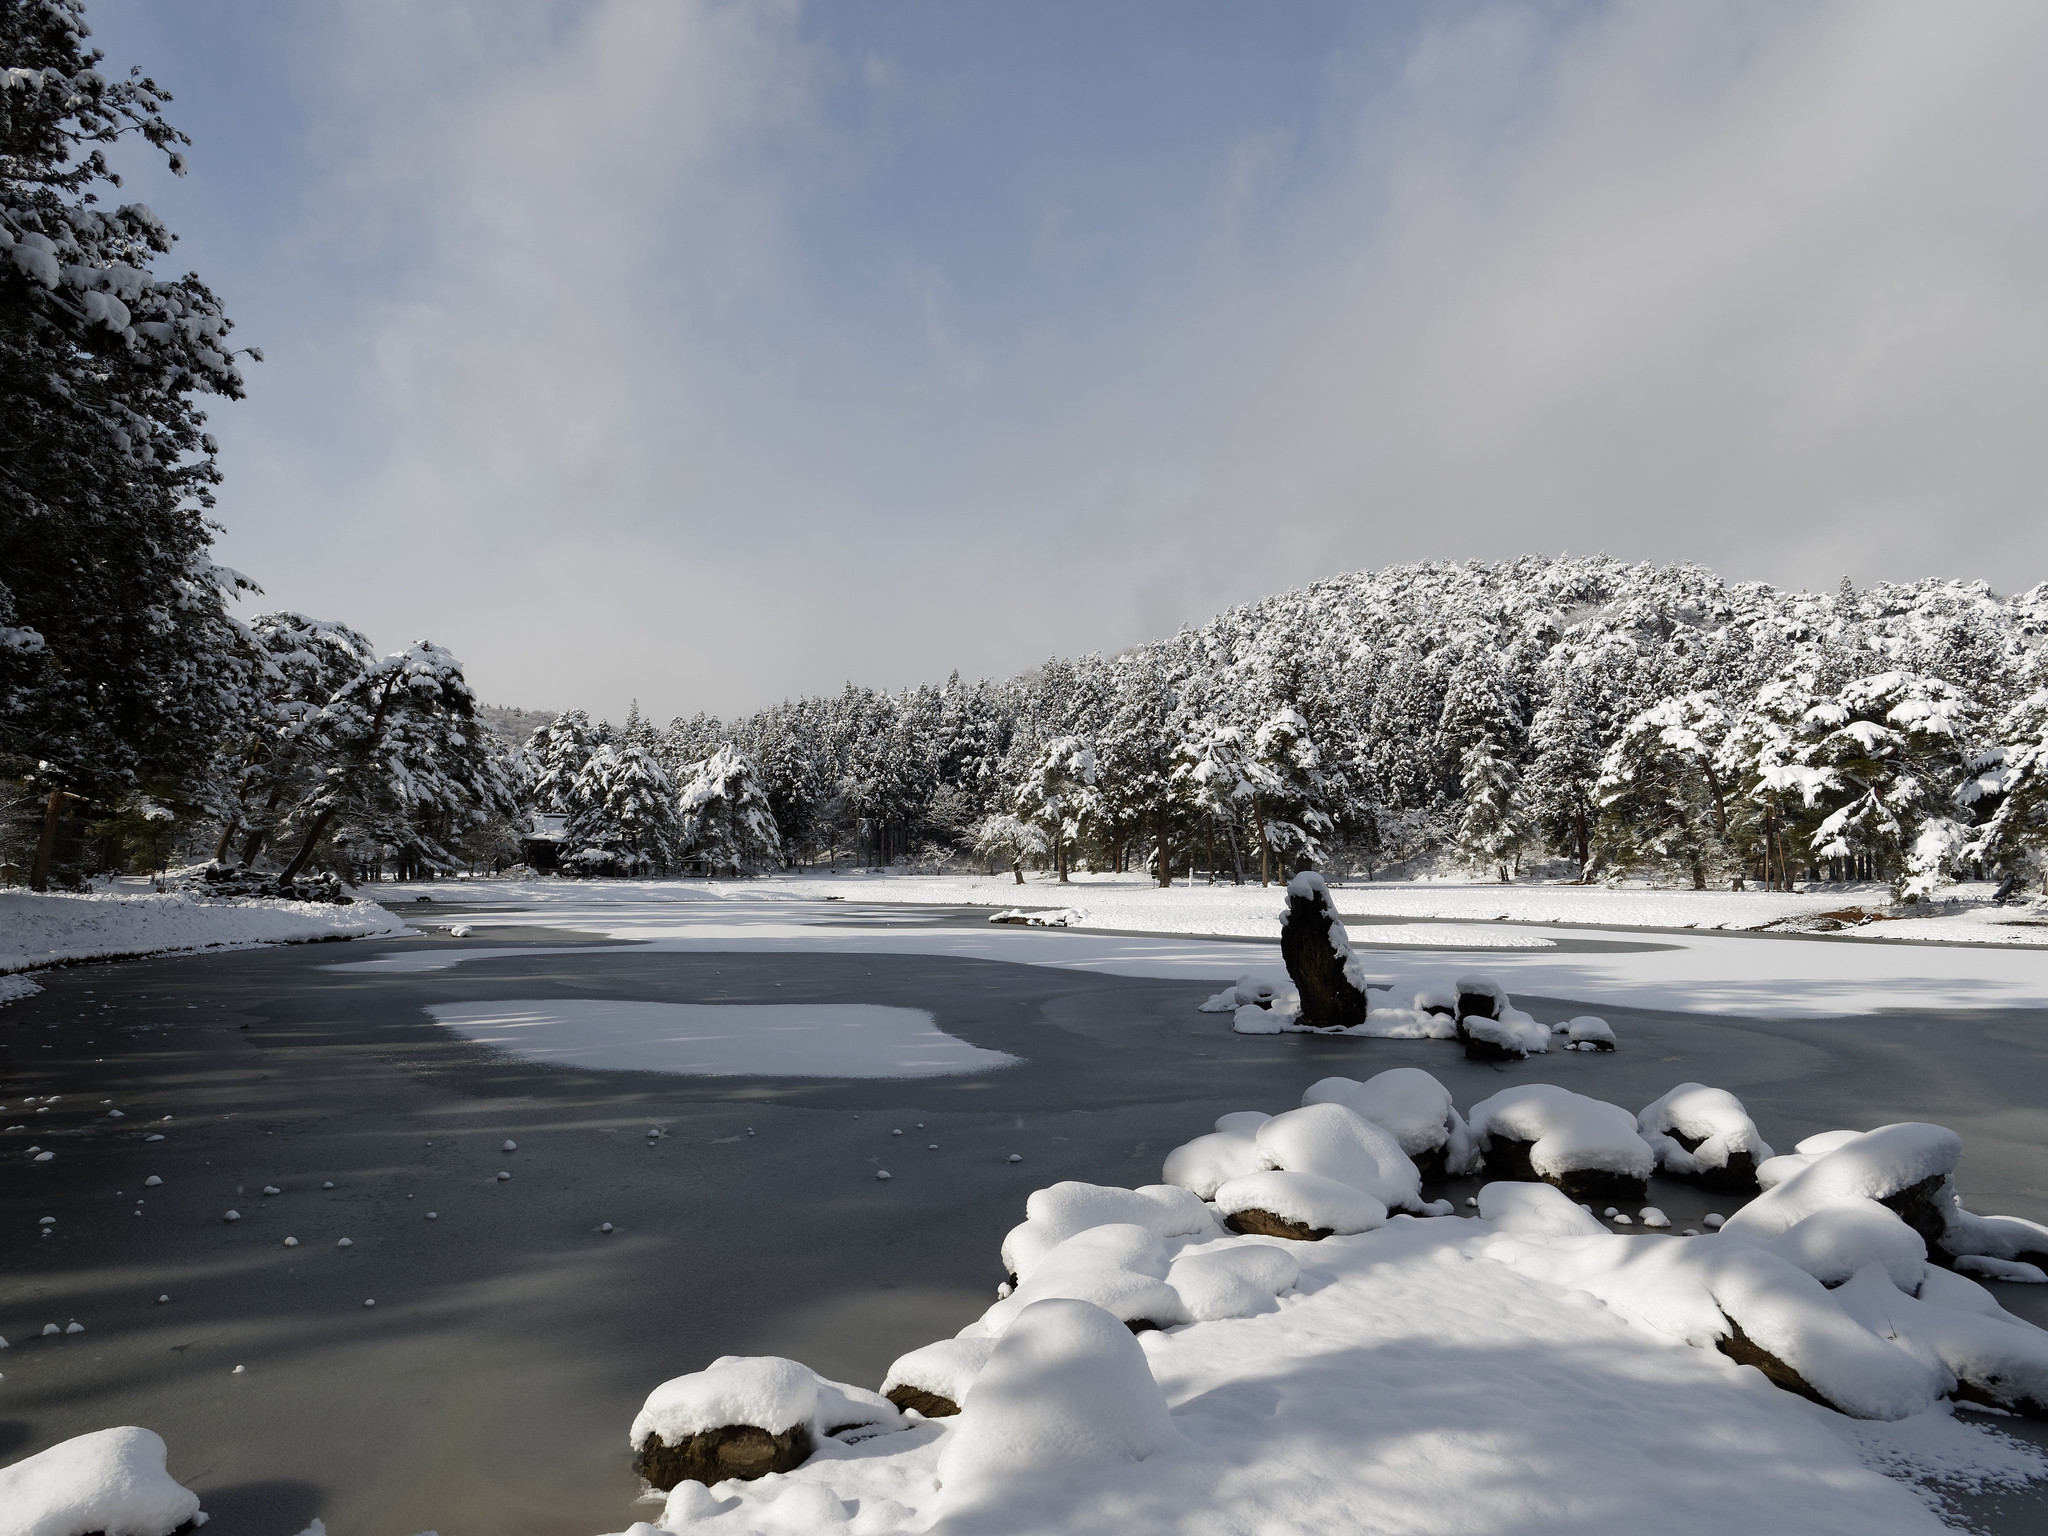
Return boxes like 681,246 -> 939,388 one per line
0,973 -> 43,1007
0,887 -> 405,975
584,1068 -> 2048,1536
425,1001 -> 1019,1078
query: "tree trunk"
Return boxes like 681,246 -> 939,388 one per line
279,805 -> 341,882
1206,816 -> 1216,887
1156,803 -> 1171,889
1012,858 -> 1023,886
1572,802 -> 1590,880
29,788 -> 64,891
1253,796 -> 1272,887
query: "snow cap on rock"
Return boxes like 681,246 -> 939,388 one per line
0,1426 -> 201,1536
1212,1170 -> 1386,1236
629,1356 -> 900,1452
1254,1102 -> 1422,1210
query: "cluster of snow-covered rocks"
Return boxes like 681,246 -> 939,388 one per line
0,884 -> 406,976
585,1069 -> 2048,1536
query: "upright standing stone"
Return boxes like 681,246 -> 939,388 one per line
1280,872 -> 1370,1028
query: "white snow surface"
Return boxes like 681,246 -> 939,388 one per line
630,1357 -> 899,1449
0,974 -> 43,1006
341,878 -> 2048,1017
881,1337 -> 997,1407
1,885 -> 403,974
0,1426 -> 200,1536
1302,1068 -> 1459,1157
1720,1125 -> 1962,1242
423,1000 -> 1018,1079
1211,1169 -> 1386,1235
1467,1084 -> 1658,1181
1252,1102 -> 1422,1211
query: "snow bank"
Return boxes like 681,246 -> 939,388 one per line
1252,1102 -> 1422,1211
936,1299 -> 1183,1508
1212,1170 -> 1386,1238
0,888 -> 403,974
0,1426 -> 200,1536
630,1357 -> 899,1451
1300,1069 -> 1478,1177
1467,1084 -> 1656,1197
1638,1084 -> 1774,1188
0,974 -> 43,1006
425,999 -> 1018,1079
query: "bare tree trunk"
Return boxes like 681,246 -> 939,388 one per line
29,788 -> 64,891
1206,816 -> 1216,887
1253,795 -> 1272,887
1012,858 -> 1023,886
1156,803 -> 1171,889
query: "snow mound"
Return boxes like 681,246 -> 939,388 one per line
1350,1005 -> 1459,1039
1565,1015 -> 1616,1050
1253,1102 -> 1422,1211
1467,1084 -> 1656,1193
629,1357 -> 899,1452
1720,1124 -> 1961,1242
1164,1243 -> 1300,1322
1213,1170 -> 1386,1237
982,1224 -> 1188,1336
1300,1068 -> 1478,1176
1198,975 -> 1279,1014
936,1298 -> 1183,1507
1231,1002 -> 1283,1034
1161,1125 -> 1265,1201
0,1426 -> 200,1536
1638,1084 -> 1774,1186
1765,1201 -> 1927,1291
1002,1183 -> 1218,1279
1475,1180 -> 1607,1240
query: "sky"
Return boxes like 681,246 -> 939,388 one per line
82,0 -> 2048,723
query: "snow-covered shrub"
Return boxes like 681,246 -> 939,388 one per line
1301,1069 -> 1478,1180
1637,1084 -> 1774,1191
936,1299 -> 1183,1508
1466,1084 -> 1657,1201
0,1427 -> 201,1536
1253,1102 -> 1422,1211
1212,1170 -> 1387,1240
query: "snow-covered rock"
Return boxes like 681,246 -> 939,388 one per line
1164,1243 -> 1300,1322
1198,975 -> 1278,1014
936,1298 -> 1183,1510
628,1357 -> 900,1490
1160,1114 -> 1269,1200
1253,1102 -> 1422,1211
881,1336 -> 997,1417
1764,1201 -> 1927,1291
1001,1183 -> 1219,1280
980,1224 -> 1188,1336
0,1426 -> 200,1536
1637,1084 -> 1775,1192
1300,1069 -> 1477,1181
1564,1015 -> 1616,1051
1212,1169 -> 1386,1240
1279,873 -> 1369,1028
1475,1180 -> 1607,1240
1466,1084 -> 1657,1202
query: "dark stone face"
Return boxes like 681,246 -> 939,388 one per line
1457,990 -> 1502,1022
633,1423 -> 814,1491
884,1385 -> 959,1418
1280,886 -> 1369,1029
1480,1134 -> 1647,1204
1457,1021 -> 1525,1061
1224,1207 -> 1333,1242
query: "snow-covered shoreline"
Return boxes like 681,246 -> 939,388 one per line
0,886 -> 409,977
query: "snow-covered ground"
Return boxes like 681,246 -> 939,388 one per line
0,884 -> 406,975
366,877 -> 2048,1018
425,1000 -> 1020,1078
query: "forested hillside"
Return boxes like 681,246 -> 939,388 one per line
523,558 -> 2048,897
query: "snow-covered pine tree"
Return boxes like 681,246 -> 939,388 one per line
1593,693 -> 1737,889
525,711 -> 600,816
1244,707 -> 1333,884
562,742 -> 678,874
274,642 -> 519,881
3,0 -> 259,885
1170,719 -> 1252,885
1962,674 -> 2048,888
1014,734 -> 1098,883
1455,731 -> 1527,881
1524,677 -> 1602,878
678,744 -> 781,875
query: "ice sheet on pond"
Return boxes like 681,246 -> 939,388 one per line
423,1000 -> 1019,1078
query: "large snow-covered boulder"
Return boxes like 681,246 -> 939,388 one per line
1160,1113 -> 1270,1200
1253,1102 -> 1423,1211
1301,1069 -> 1478,1182
1637,1084 -> 1775,1193
1279,873 -> 1369,1028
1476,1180 -> 1607,1240
1212,1169 -> 1386,1241
0,1427 -> 201,1536
1720,1123 -> 2048,1272
1763,1201 -> 1927,1292
1466,1084 -> 1656,1203
881,1336 -> 997,1418
629,1356 -> 901,1490
1001,1182 -> 1219,1282
936,1299 -> 1184,1509
1452,976 -> 1551,1060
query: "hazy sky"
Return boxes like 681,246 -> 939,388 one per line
86,0 -> 2048,723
